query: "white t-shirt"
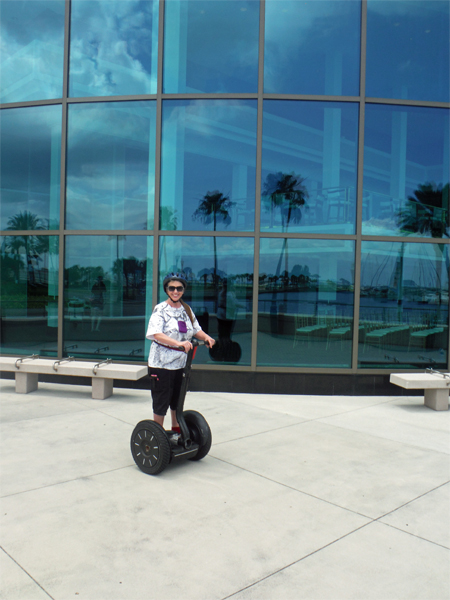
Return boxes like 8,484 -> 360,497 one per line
146,301 -> 201,369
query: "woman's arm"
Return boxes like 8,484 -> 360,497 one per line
153,332 -> 192,352
194,329 -> 215,347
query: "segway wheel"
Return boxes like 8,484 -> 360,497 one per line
183,410 -> 212,461
130,420 -> 171,475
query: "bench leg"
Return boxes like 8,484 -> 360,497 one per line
15,372 -> 38,394
92,377 -> 113,400
424,389 -> 449,411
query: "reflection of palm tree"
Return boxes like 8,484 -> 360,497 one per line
5,211 -> 46,284
397,182 -> 449,239
263,172 -> 309,231
263,173 -> 309,333
193,191 -> 235,309
396,182 -> 449,322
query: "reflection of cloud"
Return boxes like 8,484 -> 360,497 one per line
367,0 -> 440,17
0,1 -> 65,102
69,0 -> 158,96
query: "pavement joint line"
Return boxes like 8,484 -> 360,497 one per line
378,520 -> 450,551
207,455 -> 375,520
220,520 -> 374,600
1,546 -> 55,600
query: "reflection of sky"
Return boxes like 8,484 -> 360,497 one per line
159,236 -> 255,280
264,0 -> 360,95
164,0 -> 259,93
0,0 -> 65,103
361,242 -> 449,290
65,236 -> 151,273
66,101 -> 156,230
259,239 -> 355,281
69,0 -> 158,97
366,0 -> 449,102
0,105 -> 61,230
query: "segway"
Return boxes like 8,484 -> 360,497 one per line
130,339 -> 212,475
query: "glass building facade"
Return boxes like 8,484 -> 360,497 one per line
1,0 -> 449,392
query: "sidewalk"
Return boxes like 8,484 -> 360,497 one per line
1,380 -> 449,600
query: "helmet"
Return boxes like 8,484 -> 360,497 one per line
163,272 -> 188,291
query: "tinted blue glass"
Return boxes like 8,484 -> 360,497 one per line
264,0 -> 360,96
69,0 -> 159,98
158,236 -> 254,365
358,242 -> 449,369
261,101 -> 359,234
362,105 -> 449,238
164,0 -> 259,93
0,235 -> 59,356
258,238 -> 355,367
0,1 -> 65,103
366,0 -> 449,102
160,100 -> 257,232
1,105 -> 61,231
66,101 -> 157,230
64,235 -> 152,360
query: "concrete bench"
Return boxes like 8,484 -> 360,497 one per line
0,355 -> 148,400
390,370 -> 450,411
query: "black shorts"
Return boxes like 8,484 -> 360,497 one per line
148,367 -> 184,416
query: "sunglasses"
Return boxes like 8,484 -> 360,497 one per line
168,285 -> 184,292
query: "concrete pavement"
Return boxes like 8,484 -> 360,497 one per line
1,379 -> 449,600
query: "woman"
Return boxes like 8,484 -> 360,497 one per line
146,272 -> 215,431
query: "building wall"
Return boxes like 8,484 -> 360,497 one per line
1,0 -> 449,391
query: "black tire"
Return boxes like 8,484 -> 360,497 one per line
183,410 -> 212,461
130,420 -> 171,475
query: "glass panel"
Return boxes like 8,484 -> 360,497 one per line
358,242 -> 449,369
0,0 -> 65,103
366,0 -> 449,102
261,101 -> 359,234
264,0 -> 361,96
1,105 -> 61,231
258,238 -> 355,367
163,0 -> 259,93
69,0 -> 159,98
160,100 -> 257,232
66,101 -> 157,230
158,236 -> 254,365
362,105 -> 449,238
64,235 -> 152,360
0,235 -> 59,356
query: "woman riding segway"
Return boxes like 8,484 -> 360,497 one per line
146,272 -> 215,431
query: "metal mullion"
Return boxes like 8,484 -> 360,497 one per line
0,99 -> 63,110
260,232 -> 357,240
57,0 -> 71,359
152,0 -> 166,307
262,94 -> 360,103
67,95 -> 157,104
351,0 -> 367,372
249,0 -> 266,371
365,98 -> 450,109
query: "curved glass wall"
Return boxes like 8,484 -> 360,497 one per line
66,101 -> 157,230
264,0 -> 361,96
0,235 -> 59,356
64,235 -> 152,360
358,242 -> 449,369
160,100 -> 257,232
163,0 -> 259,94
1,0 -> 449,376
0,0 -> 65,103
158,235 -> 254,366
366,0 -> 449,103
69,0 -> 159,98
258,239 -> 355,367
0,105 -> 61,231
362,105 -> 449,238
261,101 -> 359,234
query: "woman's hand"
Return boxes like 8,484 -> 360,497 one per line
179,340 -> 193,353
203,335 -> 215,348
